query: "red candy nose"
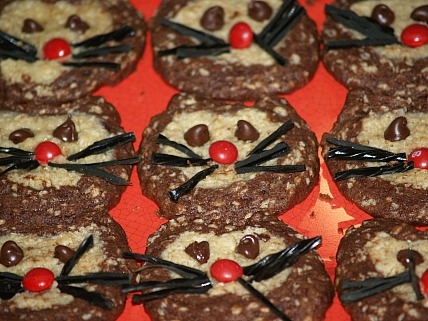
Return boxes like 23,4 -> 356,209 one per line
22,268 -> 55,292
34,142 -> 62,163
401,24 -> 428,47
43,38 -> 72,60
229,22 -> 254,49
210,259 -> 243,283
408,148 -> 428,169
209,140 -> 238,164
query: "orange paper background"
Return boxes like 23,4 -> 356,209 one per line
95,1 -> 374,320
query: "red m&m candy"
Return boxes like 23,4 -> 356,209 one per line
401,24 -> 428,48
209,141 -> 238,164
22,268 -> 55,292
43,38 -> 72,60
229,22 -> 254,49
408,148 -> 428,169
210,259 -> 243,283
34,142 -> 62,163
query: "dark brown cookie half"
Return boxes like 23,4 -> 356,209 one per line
151,0 -> 320,100
0,96 -> 136,226
321,89 -> 427,225
322,0 -> 428,97
0,213 -> 135,321
133,215 -> 334,321
335,219 -> 428,321
0,0 -> 147,104
138,94 -> 319,222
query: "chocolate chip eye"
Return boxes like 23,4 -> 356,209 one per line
54,245 -> 75,263
185,241 -> 210,264
248,1 -> 273,22
200,6 -> 225,31
411,5 -> 428,23
53,115 -> 78,142
235,120 -> 260,142
371,4 -> 395,26
236,234 -> 259,259
397,249 -> 424,268
9,128 -> 35,144
65,14 -> 90,33
383,116 -> 410,142
184,124 -> 210,147
0,241 -> 24,267
22,18 -> 44,33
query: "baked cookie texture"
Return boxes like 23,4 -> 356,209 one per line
0,96 -> 135,226
0,0 -> 147,104
335,219 -> 428,321
321,89 -> 428,225
322,0 -> 428,97
0,214 -> 135,321
138,94 -> 319,222
136,215 -> 334,321
151,0 -> 320,100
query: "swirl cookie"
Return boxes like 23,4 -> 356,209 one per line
151,0 -> 320,100
0,0 -> 146,104
321,89 -> 428,225
335,219 -> 428,321
125,216 -> 334,321
138,94 -> 319,221
0,96 -> 137,226
322,0 -> 428,97
0,214 -> 134,321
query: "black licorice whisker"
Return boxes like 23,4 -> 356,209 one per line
325,38 -> 399,50
0,30 -> 37,57
80,156 -> 141,167
61,236 -> 94,277
56,273 -> 131,286
131,284 -> 211,303
0,48 -> 38,62
0,273 -> 24,299
334,162 -> 414,181
156,134 -> 202,159
408,251 -> 424,301
326,137 -> 382,151
169,165 -> 218,203
73,26 -> 135,48
328,148 -> 407,162
68,132 -> 135,161
236,164 -> 305,174
152,153 -> 209,167
236,142 -> 290,168
249,120 -> 294,155
259,0 -> 295,39
62,61 -> 121,70
73,45 -> 131,59
237,278 -> 291,321
253,34 -> 288,66
0,155 -> 35,167
0,160 -> 39,177
173,44 -> 230,59
0,147 -> 35,156
58,284 -> 114,309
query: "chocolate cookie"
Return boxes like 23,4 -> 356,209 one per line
322,0 -> 428,97
0,0 -> 146,104
335,219 -> 428,321
125,215 -> 334,321
0,213 -> 134,321
321,89 -> 428,225
138,94 -> 319,221
0,96 -> 138,226
151,0 -> 320,100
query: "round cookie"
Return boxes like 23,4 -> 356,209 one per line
322,0 -> 428,97
321,89 -> 428,225
0,0 -> 146,104
0,96 -> 136,226
151,0 -> 320,100
335,219 -> 428,321
138,94 -> 319,222
128,216 -> 334,321
0,213 -> 134,321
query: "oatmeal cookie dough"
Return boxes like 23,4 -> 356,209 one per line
138,94 -> 319,221
151,0 -> 320,100
321,89 -> 428,225
0,0 -> 147,104
322,0 -> 428,97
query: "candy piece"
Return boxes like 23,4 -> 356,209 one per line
411,5 -> 428,23
0,241 -> 24,267
9,128 -> 34,144
408,148 -> 428,169
54,245 -> 76,263
53,116 -> 78,142
229,22 -> 253,49
200,6 -> 224,31
421,269 -> 428,295
65,15 -> 89,33
34,142 -> 62,163
184,124 -> 210,147
22,268 -> 55,292
209,141 -> 238,164
397,249 -> 424,268
237,235 -> 260,259
248,1 -> 273,22
371,4 -> 395,26
210,259 -> 243,283
383,116 -> 410,142
185,241 -> 210,264
235,120 -> 260,142
401,24 -> 428,48
22,18 -> 43,33
43,38 -> 71,60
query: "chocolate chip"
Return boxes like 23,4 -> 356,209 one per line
184,124 -> 210,147
237,235 -> 259,259
54,245 -> 75,263
9,128 -> 34,144
185,241 -> 210,264
22,19 -> 44,33
200,6 -> 225,31
371,4 -> 395,26
53,116 -> 78,142
65,15 -> 90,33
235,120 -> 260,142
248,1 -> 273,22
411,5 -> 428,23
397,249 -> 424,268
0,241 -> 24,267
384,116 -> 410,142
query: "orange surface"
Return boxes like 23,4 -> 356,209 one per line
95,1 -> 374,320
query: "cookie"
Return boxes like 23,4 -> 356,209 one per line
0,0 -> 147,104
125,215 -> 334,321
0,96 -> 137,226
335,218 -> 428,321
0,213 -> 134,321
322,0 -> 428,97
321,89 -> 428,225
150,0 -> 320,100
138,94 -> 319,221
